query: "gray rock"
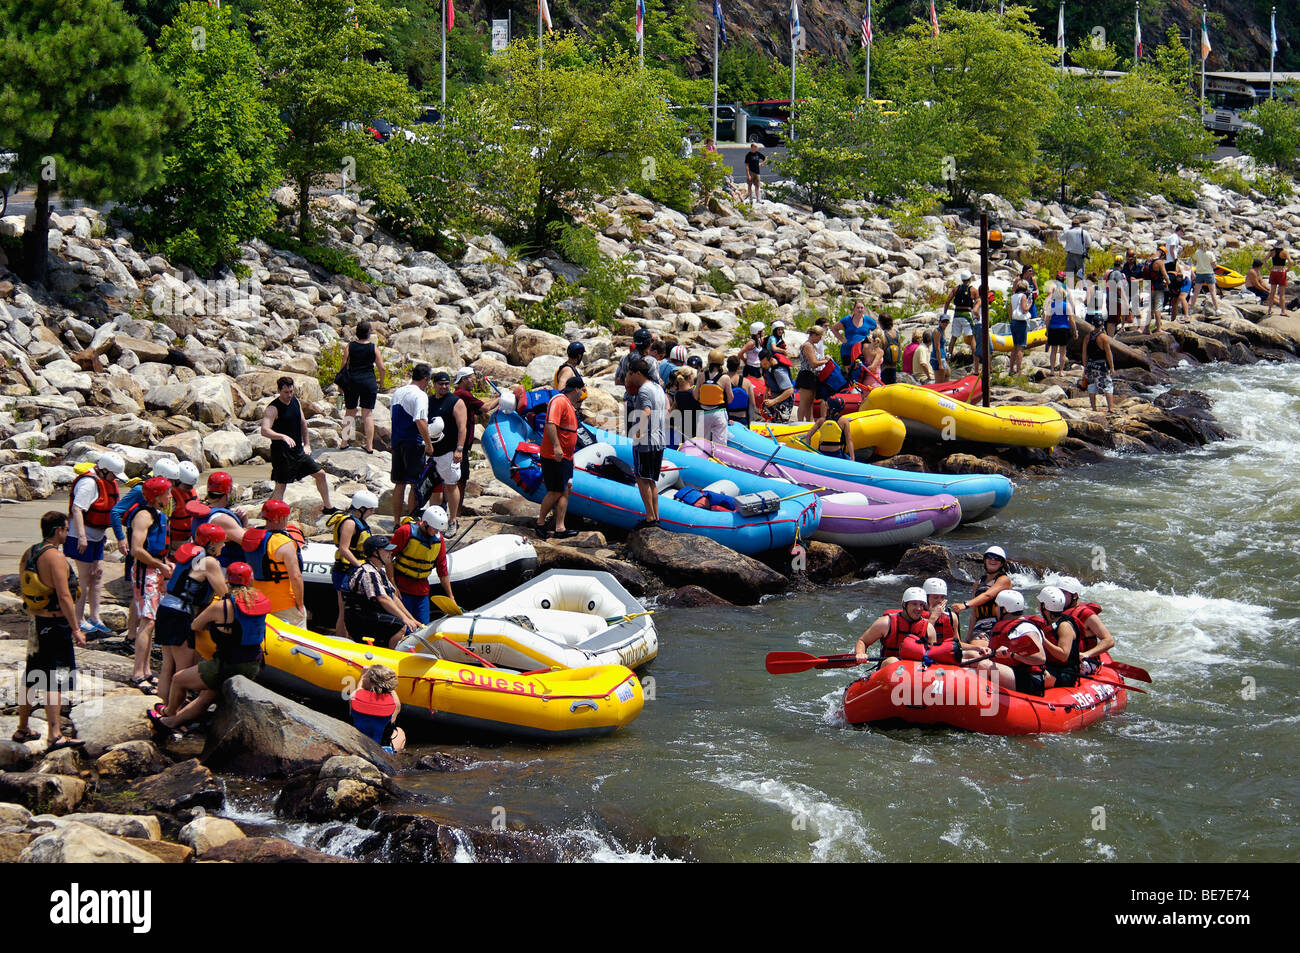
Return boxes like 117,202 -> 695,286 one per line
69,694 -> 160,757
19,822 -> 161,863
202,428 -> 254,467
178,815 -> 245,856
0,773 -> 87,816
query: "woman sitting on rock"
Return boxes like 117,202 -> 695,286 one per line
149,562 -> 270,735
153,522 -> 229,717
350,664 -> 406,753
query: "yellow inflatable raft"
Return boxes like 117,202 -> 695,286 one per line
751,409 -> 907,459
989,322 -> 1048,353
1214,265 -> 1244,289
253,617 -> 644,741
865,383 -> 1067,450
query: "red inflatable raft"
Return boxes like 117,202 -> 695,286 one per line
842,655 -> 1127,735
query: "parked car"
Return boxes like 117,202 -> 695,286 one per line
0,151 -> 15,217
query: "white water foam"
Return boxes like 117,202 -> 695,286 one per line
712,770 -> 880,862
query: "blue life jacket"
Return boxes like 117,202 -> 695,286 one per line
125,502 -> 170,558
206,505 -> 245,566
675,487 -> 736,511
162,543 -> 212,614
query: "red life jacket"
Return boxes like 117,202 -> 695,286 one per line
169,486 -> 197,550
926,606 -> 959,641
69,473 -> 120,531
1063,601 -> 1103,652
881,608 -> 930,655
1044,615 -> 1082,670
989,615 -> 1050,674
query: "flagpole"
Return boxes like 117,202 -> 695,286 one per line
712,22 -> 719,143
789,5 -> 796,143
865,0 -> 872,99
1059,2 -> 1065,70
441,0 -> 447,106
639,5 -> 644,72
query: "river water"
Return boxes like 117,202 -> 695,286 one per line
391,362 -> 1300,862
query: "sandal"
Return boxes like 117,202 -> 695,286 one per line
134,678 -> 157,696
10,727 -> 41,743
46,737 -> 86,753
147,708 -> 169,731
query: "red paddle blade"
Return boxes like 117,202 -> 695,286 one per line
1103,660 -> 1152,683
765,651 -> 863,675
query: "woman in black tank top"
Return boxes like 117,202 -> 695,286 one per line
341,321 -> 385,453
952,549 -> 1011,622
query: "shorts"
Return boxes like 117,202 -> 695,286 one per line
1046,326 -> 1071,347
24,616 -> 77,697
1086,363 -> 1113,395
951,312 -> 973,338
431,451 -> 459,485
1065,252 -> 1086,278
198,656 -> 262,691
344,608 -> 404,645
1149,287 -> 1166,312
795,369 -> 819,390
880,366 -> 897,385
343,374 -> 378,411
399,590 -> 430,625
1248,286 -> 1269,302
746,169 -> 761,184
332,569 -> 354,592
63,535 -> 105,563
391,442 -> 427,484
540,456 -> 574,493
633,447 -> 664,481
1193,273 -> 1214,288
1047,662 -> 1079,688
270,445 -> 322,486
154,605 -> 194,647
1270,268 -> 1288,287
699,410 -> 729,444
459,447 -> 472,485
134,567 -> 163,621
1013,666 -> 1045,697
742,365 -> 761,380
1010,320 -> 1028,348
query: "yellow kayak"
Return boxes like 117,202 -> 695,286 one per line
865,383 -> 1067,450
751,409 -> 907,459
248,616 -> 645,740
1214,265 -> 1244,289
989,322 -> 1048,353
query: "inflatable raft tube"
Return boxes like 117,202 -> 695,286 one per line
750,409 -> 906,460
259,617 -> 644,740
842,656 -> 1127,734
866,383 -> 1067,450
989,320 -> 1048,353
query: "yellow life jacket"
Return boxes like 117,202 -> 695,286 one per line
20,542 -> 79,614
393,518 -> 444,583
698,382 -> 727,411
328,511 -> 370,575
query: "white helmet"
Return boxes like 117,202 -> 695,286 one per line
772,320 -> 786,330
995,590 -> 1026,614
96,452 -> 126,478
151,458 -> 181,482
902,586 -> 927,605
1056,576 -> 1083,596
1039,586 -> 1068,614
984,545 -> 1007,561
351,490 -> 379,511
421,505 -> 449,532
428,417 -> 445,439
959,269 -> 973,282
178,461 -> 200,486
923,577 -> 948,597
749,321 -> 765,335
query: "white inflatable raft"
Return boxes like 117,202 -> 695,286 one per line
397,569 -> 658,672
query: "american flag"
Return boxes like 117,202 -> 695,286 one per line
636,0 -> 644,42
861,10 -> 872,48
713,0 -> 726,43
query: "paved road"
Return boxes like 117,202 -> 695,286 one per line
717,143 -> 787,183
2,189 -> 113,220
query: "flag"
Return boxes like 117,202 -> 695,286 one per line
1136,7 -> 1143,59
929,0 -> 938,37
861,10 -> 872,48
1271,9 -> 1277,55
539,0 -> 552,32
636,0 -> 645,42
1200,8 -> 1211,61
447,0 -> 454,30
1057,3 -> 1065,55
713,0 -> 726,43
790,0 -> 800,42
998,1 -> 1005,14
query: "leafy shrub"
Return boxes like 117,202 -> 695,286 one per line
728,300 -> 781,347
261,229 -> 375,283
317,341 -> 343,391
706,267 -> 735,296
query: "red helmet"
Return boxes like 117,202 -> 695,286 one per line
226,562 -> 254,587
193,523 -> 227,546
143,476 -> 172,503
207,471 -> 233,496
261,499 -> 291,520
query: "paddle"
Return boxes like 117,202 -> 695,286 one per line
445,517 -> 481,554
1080,673 -> 1146,694
765,651 -> 870,674
408,627 -> 497,669
1100,660 -> 1151,683
431,594 -> 463,616
604,610 -> 655,625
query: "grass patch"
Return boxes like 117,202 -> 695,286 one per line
261,229 -> 375,283
706,267 -> 735,296
728,300 -> 781,348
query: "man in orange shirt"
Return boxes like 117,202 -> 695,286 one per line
535,376 -> 585,540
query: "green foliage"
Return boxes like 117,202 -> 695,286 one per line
791,294 -> 851,332
640,149 -> 730,215
256,0 -> 417,240
0,0 -> 185,284
1254,169 -> 1295,203
706,267 -> 735,296
1238,98 -> 1300,177
1218,245 -> 1268,277
728,300 -> 781,347
515,280 -> 576,337
557,223 -> 642,328
383,8 -> 490,94
591,0 -> 698,69
883,193 -> 942,239
317,341 -> 343,391
261,229 -> 375,283
1204,165 -> 1252,196
122,3 -> 284,275
718,37 -> 787,105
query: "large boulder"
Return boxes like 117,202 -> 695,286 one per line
178,815 -> 246,857
19,822 -> 161,863
274,755 -> 391,821
70,693 -> 159,757
36,812 -> 161,841
125,758 -> 225,813
202,428 -> 254,467
624,528 -> 788,604
188,375 -> 236,425
0,773 -> 87,816
508,328 -> 568,367
95,740 -> 169,780
201,836 -> 352,863
203,677 -> 394,777
236,369 -> 324,404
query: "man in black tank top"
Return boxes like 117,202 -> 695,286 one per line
260,377 -> 336,513
424,371 -> 467,536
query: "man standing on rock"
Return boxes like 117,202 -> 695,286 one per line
426,371 -> 467,537
625,359 -> 668,528
65,451 -> 125,638
261,377 -> 335,514
744,142 -> 766,201
14,511 -> 85,752
1062,218 -> 1093,281
390,363 -> 436,523
537,376 -> 585,540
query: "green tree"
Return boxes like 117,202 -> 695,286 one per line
0,0 -> 184,286
591,0 -> 698,69
383,2 -> 491,95
1037,41 -> 1125,204
1238,96 -> 1300,177
123,3 -> 285,274
718,37 -> 787,105
256,0 -> 417,239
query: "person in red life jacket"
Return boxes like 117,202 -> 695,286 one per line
923,576 -> 962,645
1037,585 -> 1081,689
244,499 -> 306,627
350,664 -> 406,753
968,590 -> 1048,697
150,562 -> 270,734
168,462 -> 201,554
389,505 -> 457,626
153,523 -> 230,714
65,451 -> 126,638
952,545 -> 1012,626
196,471 -> 246,566
853,587 -> 938,664
1056,576 -> 1115,675
128,477 -> 175,695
